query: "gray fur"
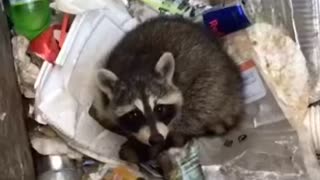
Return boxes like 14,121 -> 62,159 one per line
90,16 -> 244,162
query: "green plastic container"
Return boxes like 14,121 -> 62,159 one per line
8,0 -> 51,40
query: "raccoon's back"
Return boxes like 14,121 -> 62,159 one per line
104,17 -> 223,78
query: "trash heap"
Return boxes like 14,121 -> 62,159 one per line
4,0 -> 320,179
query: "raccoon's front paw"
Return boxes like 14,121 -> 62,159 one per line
119,141 -> 140,163
157,152 -> 174,180
165,133 -> 189,149
119,139 -> 159,163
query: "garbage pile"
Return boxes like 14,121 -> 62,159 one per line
4,0 -> 320,179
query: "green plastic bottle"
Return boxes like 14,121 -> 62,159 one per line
7,0 -> 51,40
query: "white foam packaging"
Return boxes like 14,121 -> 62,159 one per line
35,7 -> 138,165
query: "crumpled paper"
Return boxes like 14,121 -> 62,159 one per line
12,36 -> 40,98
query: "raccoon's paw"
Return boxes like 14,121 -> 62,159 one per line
157,151 -> 174,180
119,142 -> 140,163
165,133 -> 190,149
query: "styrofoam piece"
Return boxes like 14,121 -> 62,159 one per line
35,8 -> 139,164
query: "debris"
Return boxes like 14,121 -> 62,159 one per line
30,126 -> 83,160
37,155 -> 82,180
127,0 -> 158,22
11,36 -> 40,98
50,0 -> 128,15
6,0 -> 51,40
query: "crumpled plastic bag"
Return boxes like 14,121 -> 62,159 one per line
199,121 -> 307,180
30,126 -> 83,159
223,22 -> 320,180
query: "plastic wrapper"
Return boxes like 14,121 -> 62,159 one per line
291,0 -> 320,103
243,0 -> 295,37
30,126 -> 83,160
223,22 -> 320,180
89,165 -> 144,180
50,0 -> 129,15
157,141 -> 204,180
127,0 -> 159,22
130,0 -> 211,22
198,121 -> 307,180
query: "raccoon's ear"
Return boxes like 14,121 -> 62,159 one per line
155,52 -> 175,84
96,69 -> 118,99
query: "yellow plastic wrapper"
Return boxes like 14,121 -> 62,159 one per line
103,166 -> 144,180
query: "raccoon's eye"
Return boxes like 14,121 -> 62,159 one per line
118,109 -> 145,132
128,110 -> 142,120
154,104 -> 176,125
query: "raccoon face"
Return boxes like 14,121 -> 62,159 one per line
96,52 -> 183,146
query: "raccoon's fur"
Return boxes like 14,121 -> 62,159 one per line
89,16 -> 244,163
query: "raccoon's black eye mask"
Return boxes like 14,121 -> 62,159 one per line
118,109 -> 146,132
154,104 -> 176,125
117,104 -> 176,132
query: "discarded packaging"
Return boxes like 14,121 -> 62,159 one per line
292,0 -> 320,103
199,121 -> 307,180
203,1 -> 251,37
12,36 -> 40,98
159,141 -> 204,180
34,1 -> 320,179
127,0 -> 159,22
224,23 -> 320,180
88,164 -> 144,180
6,0 -> 51,40
35,7 -> 138,164
138,0 -> 210,22
50,0 -> 129,15
30,126 -> 83,160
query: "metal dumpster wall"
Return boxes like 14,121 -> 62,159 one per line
0,8 -> 35,180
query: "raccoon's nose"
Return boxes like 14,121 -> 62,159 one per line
149,134 -> 164,145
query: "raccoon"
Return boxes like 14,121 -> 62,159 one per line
89,16 -> 244,163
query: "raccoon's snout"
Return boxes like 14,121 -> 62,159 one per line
149,133 -> 165,145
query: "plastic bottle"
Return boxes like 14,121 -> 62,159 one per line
7,0 -> 51,40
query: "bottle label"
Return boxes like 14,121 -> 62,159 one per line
240,60 -> 267,103
9,0 -> 38,5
